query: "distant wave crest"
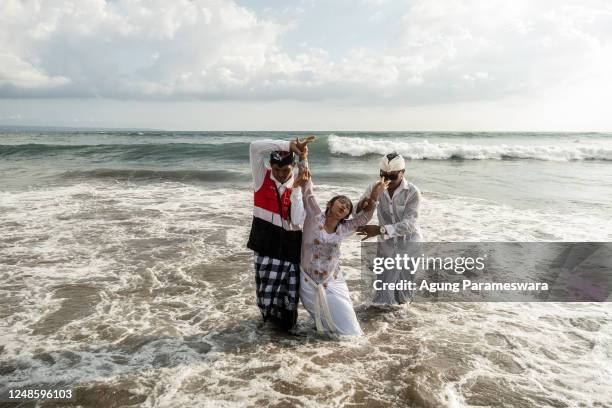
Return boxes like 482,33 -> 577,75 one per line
328,136 -> 612,161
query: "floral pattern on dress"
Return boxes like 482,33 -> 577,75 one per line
308,213 -> 343,283
299,159 -> 376,285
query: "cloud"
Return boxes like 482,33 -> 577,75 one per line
390,0 -> 612,101
1,0 -> 287,98
0,53 -> 70,89
1,0 -> 611,104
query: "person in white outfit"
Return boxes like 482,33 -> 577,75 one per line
293,152 -> 388,335
355,153 -> 422,305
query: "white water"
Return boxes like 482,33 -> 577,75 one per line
329,135 -> 612,161
2,180 -> 611,406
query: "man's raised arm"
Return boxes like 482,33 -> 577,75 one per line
249,139 -> 291,190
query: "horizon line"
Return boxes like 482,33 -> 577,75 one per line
1,125 -> 611,134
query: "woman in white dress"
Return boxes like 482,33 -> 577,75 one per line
293,156 -> 388,336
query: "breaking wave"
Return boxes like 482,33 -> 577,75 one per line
328,135 -> 612,161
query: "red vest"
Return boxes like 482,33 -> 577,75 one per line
254,169 -> 293,222
247,169 -> 302,263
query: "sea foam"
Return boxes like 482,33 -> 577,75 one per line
328,135 -> 612,161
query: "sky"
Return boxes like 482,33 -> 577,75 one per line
1,0 -> 611,131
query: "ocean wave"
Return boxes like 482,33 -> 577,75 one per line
328,136 -> 612,161
0,139 -> 329,162
4,135 -> 612,163
60,168 -> 247,182
0,142 -> 250,161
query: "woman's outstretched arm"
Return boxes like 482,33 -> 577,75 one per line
294,151 -> 321,216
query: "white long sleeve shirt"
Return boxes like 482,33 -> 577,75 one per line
356,178 -> 422,242
249,139 -> 305,227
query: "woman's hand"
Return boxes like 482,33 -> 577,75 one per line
370,177 -> 390,201
299,145 -> 309,161
293,167 -> 311,188
290,135 -> 316,156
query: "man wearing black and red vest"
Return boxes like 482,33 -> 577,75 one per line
247,136 -> 316,330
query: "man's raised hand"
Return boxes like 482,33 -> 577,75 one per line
371,177 -> 390,200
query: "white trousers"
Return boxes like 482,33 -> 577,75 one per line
299,268 -> 363,336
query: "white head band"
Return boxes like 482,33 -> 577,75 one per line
380,154 -> 405,172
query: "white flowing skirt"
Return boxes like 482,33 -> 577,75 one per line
299,269 -> 363,336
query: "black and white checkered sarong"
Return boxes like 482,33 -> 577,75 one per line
254,253 -> 300,327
